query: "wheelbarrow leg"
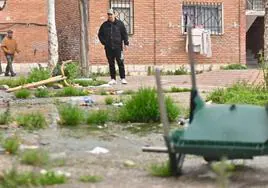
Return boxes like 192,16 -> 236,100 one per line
169,152 -> 185,176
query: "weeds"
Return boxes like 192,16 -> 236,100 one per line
16,112 -> 47,130
0,76 -> 27,88
34,88 -> 50,98
58,104 -> 85,126
148,161 -> 172,177
27,67 -> 50,83
79,175 -> 103,183
221,64 -> 247,70
118,88 -> 180,123
105,96 -> 114,105
0,168 -> 67,187
123,90 -> 135,95
55,87 -> 88,97
207,82 -> 268,106
15,89 -> 31,99
64,62 -> 80,80
2,136 -> 20,154
73,79 -> 107,87
87,110 -> 109,125
169,87 -> 191,93
21,149 -> 49,166
0,104 -> 11,125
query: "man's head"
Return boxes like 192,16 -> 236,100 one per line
107,9 -> 115,22
7,30 -> 13,39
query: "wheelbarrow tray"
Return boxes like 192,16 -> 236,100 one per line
169,103 -> 268,159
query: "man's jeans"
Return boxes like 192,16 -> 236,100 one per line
5,54 -> 15,75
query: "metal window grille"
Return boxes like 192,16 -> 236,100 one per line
110,0 -> 134,34
0,34 -> 6,42
246,0 -> 264,10
182,2 -> 223,35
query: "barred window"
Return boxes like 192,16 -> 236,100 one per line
182,2 -> 223,35
110,0 -> 134,34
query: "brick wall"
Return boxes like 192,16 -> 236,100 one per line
56,0 -> 246,65
0,0 -> 48,63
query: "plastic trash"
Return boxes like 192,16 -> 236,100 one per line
87,147 -> 109,154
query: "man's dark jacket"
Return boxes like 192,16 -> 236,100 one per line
98,19 -> 129,50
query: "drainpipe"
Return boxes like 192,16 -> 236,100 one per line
153,0 -> 156,65
238,0 -> 241,64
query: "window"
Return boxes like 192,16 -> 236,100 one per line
110,0 -> 134,34
182,2 -> 223,35
0,34 -> 6,43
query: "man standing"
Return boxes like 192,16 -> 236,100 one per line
1,30 -> 20,77
98,9 -> 129,85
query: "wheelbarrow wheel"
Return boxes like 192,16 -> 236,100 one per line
169,153 -> 185,176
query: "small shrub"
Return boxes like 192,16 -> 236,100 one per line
79,175 -> 103,183
15,89 -> 31,99
73,79 -> 107,86
55,87 -> 88,97
100,90 -> 108,95
2,136 -> 20,154
148,161 -> 172,177
21,149 -> 49,166
34,88 -> 50,98
27,67 -> 50,83
169,87 -> 191,93
64,62 -> 80,80
164,66 -> 188,75
207,82 -> 268,106
105,96 -> 114,105
17,113 -> 47,130
221,64 -> 247,70
39,170 -> 67,185
87,110 -> 109,125
118,88 -> 180,123
58,104 -> 85,126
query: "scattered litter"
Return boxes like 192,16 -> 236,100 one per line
113,102 -> 123,107
116,90 -> 124,94
65,172 -> 71,177
20,144 -> 39,150
97,84 -> 111,88
206,100 -> 213,105
124,160 -> 136,168
81,96 -> 94,106
0,146 -> 5,154
97,126 -> 103,129
50,152 -> 67,160
37,86 -> 47,89
87,147 -> 109,154
40,169 -> 47,175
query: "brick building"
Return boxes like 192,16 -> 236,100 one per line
0,0 -> 264,73
0,0 -> 48,64
55,0 -> 249,73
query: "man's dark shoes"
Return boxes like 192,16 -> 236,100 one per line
11,73 -> 16,77
4,73 -> 9,77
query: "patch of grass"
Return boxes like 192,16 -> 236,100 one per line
15,89 -> 31,99
221,64 -> 247,70
0,107 -> 11,125
105,96 -> 114,105
79,175 -> 103,183
2,136 -> 20,154
164,66 -> 188,75
123,90 -> 135,95
207,82 -> 268,106
148,161 -> 172,177
0,76 -> 27,88
16,112 -> 47,130
21,149 -> 49,166
55,87 -> 88,97
0,168 -> 67,188
73,79 -> 107,86
87,110 -> 109,125
118,88 -> 180,123
58,104 -> 85,126
34,88 -> 50,98
169,87 -> 191,93
51,159 -> 66,167
27,67 -> 51,83
100,90 -> 108,95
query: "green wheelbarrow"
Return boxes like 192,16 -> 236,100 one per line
142,26 -> 268,176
